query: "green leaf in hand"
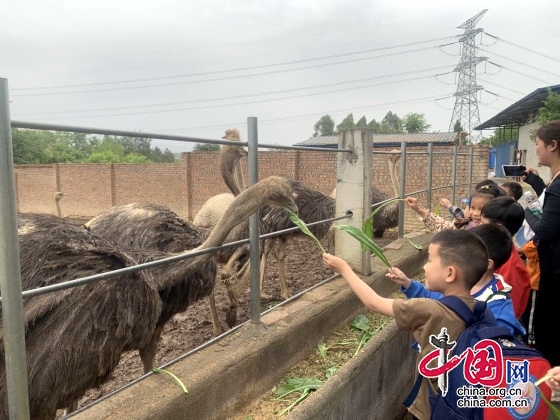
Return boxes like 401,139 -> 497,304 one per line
285,208 -> 325,253
363,198 -> 406,238
333,225 -> 391,268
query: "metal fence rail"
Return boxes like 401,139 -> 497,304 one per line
1,76 -> 479,418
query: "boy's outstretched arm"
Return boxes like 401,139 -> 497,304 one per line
323,253 -> 394,317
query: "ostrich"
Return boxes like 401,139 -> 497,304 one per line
54,191 -> 65,217
228,150 -> 402,310
0,177 -> 296,419
0,213 -> 162,420
193,128 -> 247,227
85,176 -> 298,360
329,150 -> 401,238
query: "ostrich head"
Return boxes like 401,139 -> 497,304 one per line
54,191 -> 66,218
222,129 -> 241,140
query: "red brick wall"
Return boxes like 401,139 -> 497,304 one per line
13,144 -> 489,232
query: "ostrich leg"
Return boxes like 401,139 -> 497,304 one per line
139,327 -> 164,373
208,289 -> 224,335
259,239 -> 275,299
274,237 -> 290,300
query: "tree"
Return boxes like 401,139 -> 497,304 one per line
355,116 -> 368,129
336,113 -> 355,132
403,113 -> 431,133
538,88 -> 560,124
379,111 -> 403,134
312,114 -> 336,137
193,143 -> 220,152
481,126 -> 519,146
453,119 -> 464,133
367,119 -> 381,133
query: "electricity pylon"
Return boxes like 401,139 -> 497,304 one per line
449,9 -> 488,142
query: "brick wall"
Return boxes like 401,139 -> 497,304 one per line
13,144 -> 489,233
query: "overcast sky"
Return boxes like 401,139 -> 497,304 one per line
2,0 -> 559,153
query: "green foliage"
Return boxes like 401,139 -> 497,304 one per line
349,314 -> 389,356
453,119 -> 464,133
355,116 -> 368,129
312,114 -> 335,137
273,377 -> 324,415
336,113 -> 356,132
367,119 -> 381,133
193,143 -> 220,152
403,112 -> 431,133
481,126 -> 519,146
538,88 -> 560,124
379,111 -> 403,134
11,128 -> 176,164
151,368 -> 188,394
333,224 -> 391,268
286,209 -> 325,253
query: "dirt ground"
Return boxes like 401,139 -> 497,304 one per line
59,225 -> 398,416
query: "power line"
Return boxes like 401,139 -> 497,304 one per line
153,93 -> 455,133
477,46 -> 560,78
483,32 -> 560,63
10,37 -> 454,96
486,61 -> 553,85
477,78 -> 525,96
16,66 -> 453,117
15,72 -> 453,120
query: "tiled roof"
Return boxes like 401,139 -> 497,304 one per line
295,132 -> 458,147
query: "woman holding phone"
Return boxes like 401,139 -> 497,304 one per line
522,119 -> 560,366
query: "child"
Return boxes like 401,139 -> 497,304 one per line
388,224 -> 525,337
406,184 -> 504,232
439,179 -> 504,221
480,196 -> 530,318
501,181 -> 524,201
323,230 -> 489,420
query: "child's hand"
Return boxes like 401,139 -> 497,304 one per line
322,253 -> 349,274
405,197 -> 421,212
545,366 -> 560,391
385,267 -> 411,288
439,198 -> 452,209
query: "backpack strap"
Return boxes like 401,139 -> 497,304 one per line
439,296 -> 514,342
403,371 -> 424,407
438,296 -> 487,325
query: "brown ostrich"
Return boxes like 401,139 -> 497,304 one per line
0,213 -> 162,420
85,176 -> 298,362
54,191 -> 65,218
0,177 -> 295,419
330,150 -> 401,238
228,151 -> 402,314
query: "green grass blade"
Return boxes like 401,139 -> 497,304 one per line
285,208 -> 325,253
434,202 -> 441,216
363,198 -> 406,236
317,340 -> 328,362
536,386 -> 560,419
334,225 -> 391,268
406,237 -> 423,250
152,368 -> 188,394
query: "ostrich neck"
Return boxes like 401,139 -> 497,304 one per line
198,187 -> 261,251
388,158 -> 400,198
220,152 -> 244,196
55,199 -> 62,218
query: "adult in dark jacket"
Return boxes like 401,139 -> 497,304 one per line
522,119 -> 560,366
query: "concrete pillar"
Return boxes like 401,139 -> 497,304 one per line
334,129 -> 372,275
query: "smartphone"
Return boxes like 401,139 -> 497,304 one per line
502,165 -> 526,177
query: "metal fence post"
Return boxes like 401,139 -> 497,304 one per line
451,144 -> 458,205
0,78 -> 31,419
398,141 -> 407,238
247,117 -> 261,325
468,147 -> 474,195
426,142 -> 433,210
